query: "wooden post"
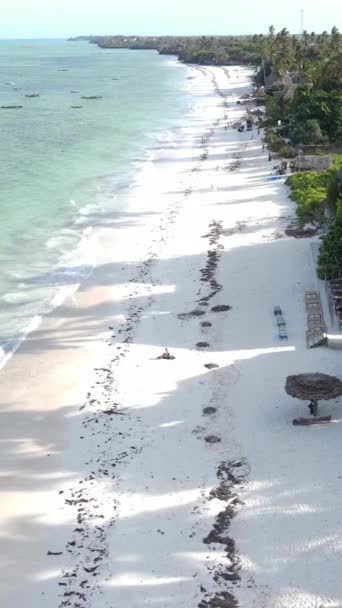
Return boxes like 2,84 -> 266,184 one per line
313,399 -> 318,417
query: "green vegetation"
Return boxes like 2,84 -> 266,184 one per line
72,29 -> 342,279
286,171 -> 328,221
317,225 -> 342,279
289,119 -> 326,145
258,27 -> 342,279
263,128 -> 291,156
317,166 -> 342,278
284,155 -> 342,279
285,156 -> 342,222
258,27 -> 342,146
70,35 -> 262,66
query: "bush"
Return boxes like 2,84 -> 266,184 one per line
272,142 -> 290,157
289,119 -> 326,145
286,171 -> 328,220
331,155 -> 342,171
326,173 -> 339,212
264,129 -> 290,156
317,224 -> 342,279
335,199 -> 342,226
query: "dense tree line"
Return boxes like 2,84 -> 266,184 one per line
70,35 -> 262,65
256,27 -> 342,278
257,27 -> 342,145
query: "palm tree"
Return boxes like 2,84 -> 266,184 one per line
319,30 -> 329,49
324,50 -> 342,81
258,34 -> 272,85
302,30 -> 310,49
268,25 -> 275,40
330,26 -> 342,51
272,29 -> 295,79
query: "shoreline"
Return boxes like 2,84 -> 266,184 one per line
1,65 -> 342,608
0,47 -> 189,370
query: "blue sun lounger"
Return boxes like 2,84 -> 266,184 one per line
273,306 -> 288,338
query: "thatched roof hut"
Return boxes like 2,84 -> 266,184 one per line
285,373 -> 342,416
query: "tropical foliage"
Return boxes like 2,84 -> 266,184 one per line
258,27 -> 342,279
285,155 -> 342,222
258,27 -> 342,145
286,171 -> 329,220
72,35 -> 263,66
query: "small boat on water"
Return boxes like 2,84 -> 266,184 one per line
70,90 -> 79,93
81,96 -> 102,100
70,105 -> 83,109
25,94 -> 40,98
1,105 -> 23,109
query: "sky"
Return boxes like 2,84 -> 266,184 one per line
1,0 -> 342,39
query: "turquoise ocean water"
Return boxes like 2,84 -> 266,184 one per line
0,40 -> 190,366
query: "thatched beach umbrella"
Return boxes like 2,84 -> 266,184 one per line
285,373 -> 342,416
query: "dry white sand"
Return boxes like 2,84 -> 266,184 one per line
1,65 -> 342,608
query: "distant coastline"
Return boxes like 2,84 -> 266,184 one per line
68,35 -> 261,66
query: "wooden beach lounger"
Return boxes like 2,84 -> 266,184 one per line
305,302 -> 322,313
307,316 -> 324,329
305,289 -> 319,298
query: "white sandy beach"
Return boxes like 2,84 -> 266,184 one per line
1,65 -> 342,608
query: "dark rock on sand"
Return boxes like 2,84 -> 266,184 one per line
178,309 -> 205,319
198,591 -> 238,608
211,304 -> 231,312
204,435 -> 221,444
203,406 -> 217,415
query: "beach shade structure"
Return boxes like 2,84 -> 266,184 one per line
285,373 -> 342,417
